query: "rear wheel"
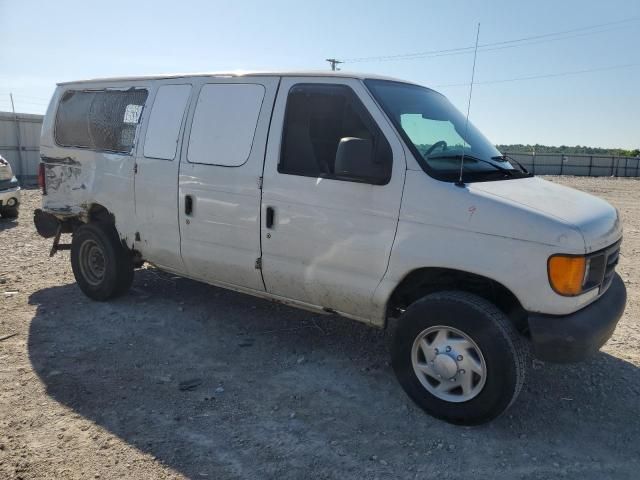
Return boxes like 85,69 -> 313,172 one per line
1,207 -> 18,218
71,222 -> 134,301
391,291 -> 527,425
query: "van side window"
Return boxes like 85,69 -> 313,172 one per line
187,83 -> 265,166
279,84 -> 392,184
144,84 -> 192,160
55,89 -> 148,154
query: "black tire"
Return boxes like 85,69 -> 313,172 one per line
71,222 -> 134,301
1,207 -> 18,219
391,291 -> 527,425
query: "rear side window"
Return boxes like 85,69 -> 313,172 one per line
187,83 -> 265,166
144,84 -> 192,160
55,88 -> 148,154
279,84 -> 391,183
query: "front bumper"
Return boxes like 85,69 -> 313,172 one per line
527,273 -> 626,363
0,185 -> 21,208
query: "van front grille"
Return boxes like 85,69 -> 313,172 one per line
600,241 -> 620,293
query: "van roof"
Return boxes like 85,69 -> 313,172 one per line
57,70 -> 421,86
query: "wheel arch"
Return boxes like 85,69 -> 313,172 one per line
86,203 -> 115,225
386,267 -> 528,334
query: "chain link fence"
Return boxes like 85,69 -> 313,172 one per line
505,152 -> 640,177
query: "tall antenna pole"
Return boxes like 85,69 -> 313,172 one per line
456,23 -> 481,187
325,58 -> 343,71
9,93 -> 25,175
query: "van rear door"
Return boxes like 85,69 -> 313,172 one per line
178,77 -> 279,291
260,77 -> 406,321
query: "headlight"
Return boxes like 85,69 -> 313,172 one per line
548,253 -> 607,296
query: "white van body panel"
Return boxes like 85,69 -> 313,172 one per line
372,170 -> 619,320
470,176 -> 622,253
177,77 -> 279,291
134,82 -> 193,272
260,77 -> 406,322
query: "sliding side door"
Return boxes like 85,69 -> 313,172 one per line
178,77 -> 279,291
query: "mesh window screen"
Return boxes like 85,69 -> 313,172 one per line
55,89 -> 148,153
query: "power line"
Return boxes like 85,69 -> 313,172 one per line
342,17 -> 639,63
435,62 -> 640,88
8,99 -> 49,106
364,25 -> 630,63
1,92 -> 48,115
344,17 -> 637,63
0,92 -> 50,101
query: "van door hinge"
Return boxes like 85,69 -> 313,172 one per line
255,257 -> 262,270
257,176 -> 263,189
134,163 -> 138,174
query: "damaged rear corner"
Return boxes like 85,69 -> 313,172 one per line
35,157 -> 94,253
38,156 -> 94,220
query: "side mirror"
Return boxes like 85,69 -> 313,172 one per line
334,137 -> 387,184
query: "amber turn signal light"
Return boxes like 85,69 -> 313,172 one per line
548,255 -> 586,296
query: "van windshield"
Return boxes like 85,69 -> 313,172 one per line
365,79 -> 529,182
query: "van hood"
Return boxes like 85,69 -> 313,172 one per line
470,177 -> 622,253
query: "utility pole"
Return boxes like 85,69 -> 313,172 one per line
325,58 -> 343,71
9,93 -> 24,177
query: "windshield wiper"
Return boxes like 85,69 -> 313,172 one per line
428,154 -> 515,177
491,154 -> 531,175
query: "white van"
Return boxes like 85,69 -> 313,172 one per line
35,71 -> 626,424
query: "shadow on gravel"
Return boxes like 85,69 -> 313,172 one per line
27,268 -> 640,479
0,217 -> 18,232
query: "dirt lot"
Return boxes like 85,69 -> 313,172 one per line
1,176 -> 639,480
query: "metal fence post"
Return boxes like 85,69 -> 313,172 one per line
531,154 -> 535,175
624,157 -> 628,177
588,156 -> 593,176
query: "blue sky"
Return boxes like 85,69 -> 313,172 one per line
1,0 -> 638,148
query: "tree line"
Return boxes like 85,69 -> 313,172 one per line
497,144 -> 640,157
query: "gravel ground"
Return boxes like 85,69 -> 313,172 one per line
1,176 -> 639,480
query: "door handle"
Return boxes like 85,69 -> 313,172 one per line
266,206 -> 275,229
185,195 -> 193,216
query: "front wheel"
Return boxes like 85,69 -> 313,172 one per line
391,291 -> 527,425
71,222 -> 134,301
